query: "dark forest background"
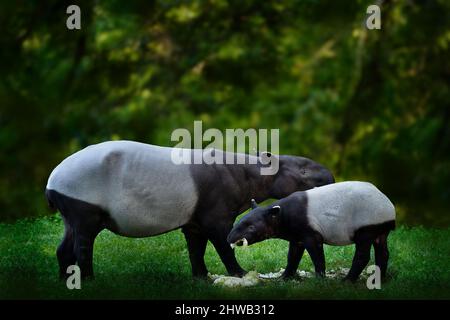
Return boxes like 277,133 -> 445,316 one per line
0,0 -> 449,226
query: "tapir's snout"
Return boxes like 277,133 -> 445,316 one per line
303,162 -> 335,189
227,228 -> 240,245
316,165 -> 335,186
227,225 -> 251,248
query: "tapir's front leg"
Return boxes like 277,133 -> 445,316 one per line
208,226 -> 246,277
182,224 -> 209,278
282,241 -> 305,279
211,234 -> 247,277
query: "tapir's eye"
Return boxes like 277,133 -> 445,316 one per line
248,225 -> 256,232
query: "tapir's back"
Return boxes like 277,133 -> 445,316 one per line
305,181 -> 395,245
47,141 -> 199,237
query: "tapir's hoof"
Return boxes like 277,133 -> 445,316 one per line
59,273 -> 69,281
193,273 -> 208,280
342,276 -> 357,283
315,272 -> 325,279
230,269 -> 247,278
281,272 -> 297,280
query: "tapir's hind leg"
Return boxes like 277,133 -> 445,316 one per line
345,222 -> 394,282
345,239 -> 372,282
46,189 -> 111,279
73,227 -> 101,279
57,218 -> 76,279
68,203 -> 105,279
373,232 -> 390,279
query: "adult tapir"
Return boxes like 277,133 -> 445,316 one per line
45,140 -> 334,279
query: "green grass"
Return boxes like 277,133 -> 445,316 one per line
1,215 -> 449,300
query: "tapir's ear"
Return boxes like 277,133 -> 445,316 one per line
259,151 -> 279,167
260,151 -> 272,158
251,199 -> 258,209
268,205 -> 281,217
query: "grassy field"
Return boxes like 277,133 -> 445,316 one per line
0,214 -> 449,300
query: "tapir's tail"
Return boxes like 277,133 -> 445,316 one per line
387,220 -> 396,231
45,188 -> 58,213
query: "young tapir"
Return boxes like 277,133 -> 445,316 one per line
227,181 -> 396,282
45,140 -> 334,279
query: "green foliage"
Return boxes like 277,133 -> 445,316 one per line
0,215 -> 449,299
0,0 -> 449,225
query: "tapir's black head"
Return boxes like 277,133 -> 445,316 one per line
270,155 -> 334,199
227,199 -> 281,247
